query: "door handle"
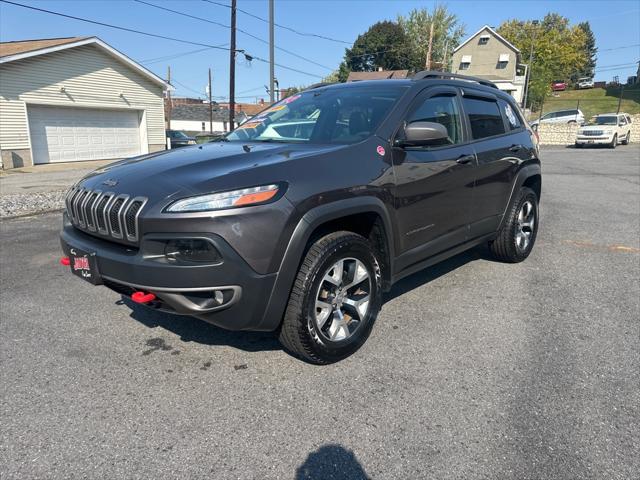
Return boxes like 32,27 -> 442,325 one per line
509,144 -> 523,152
456,154 -> 475,165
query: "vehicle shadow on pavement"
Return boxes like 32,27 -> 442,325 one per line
122,298 -> 281,353
121,246 -> 490,353
384,246 -> 489,303
295,444 -> 370,480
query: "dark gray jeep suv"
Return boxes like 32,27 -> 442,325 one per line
60,71 -> 541,364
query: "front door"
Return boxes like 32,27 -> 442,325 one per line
391,87 -> 476,271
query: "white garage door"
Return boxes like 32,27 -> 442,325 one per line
28,106 -> 142,164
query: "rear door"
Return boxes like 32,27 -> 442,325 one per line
391,86 -> 476,266
460,90 -> 527,237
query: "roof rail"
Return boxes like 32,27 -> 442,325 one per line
306,82 -> 334,90
412,70 -> 498,89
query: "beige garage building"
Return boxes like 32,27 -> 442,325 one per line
0,37 -> 168,169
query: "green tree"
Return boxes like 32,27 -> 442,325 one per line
498,14 -> 587,109
574,22 -> 597,81
397,5 -> 465,71
338,21 -> 416,82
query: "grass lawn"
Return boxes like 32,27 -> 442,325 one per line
530,85 -> 640,121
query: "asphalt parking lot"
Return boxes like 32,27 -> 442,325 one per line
1,146 -> 638,479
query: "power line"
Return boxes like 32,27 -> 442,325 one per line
0,0 -> 325,79
135,0 -> 332,70
599,44 -> 640,52
202,0 -> 351,45
0,0 -> 229,51
140,47 -> 218,64
171,77 -> 206,96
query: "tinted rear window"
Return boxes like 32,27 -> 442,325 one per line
462,97 -> 506,139
498,99 -> 522,131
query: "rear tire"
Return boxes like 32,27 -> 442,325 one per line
490,187 -> 539,263
610,134 -> 617,149
278,231 -> 382,364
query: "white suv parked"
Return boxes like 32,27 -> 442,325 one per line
577,78 -> 594,89
575,113 -> 632,148
530,109 -> 584,127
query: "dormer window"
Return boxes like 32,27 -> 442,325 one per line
479,35 -> 490,45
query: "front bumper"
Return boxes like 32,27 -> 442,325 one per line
60,215 -> 278,331
576,135 -> 614,145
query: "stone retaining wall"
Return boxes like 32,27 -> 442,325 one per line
536,114 -> 640,145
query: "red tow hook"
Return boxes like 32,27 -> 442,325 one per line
131,291 -> 156,304
60,257 -> 71,266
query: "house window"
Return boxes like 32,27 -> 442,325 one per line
497,53 -> 509,69
202,122 -> 206,131
479,35 -> 490,45
460,55 -> 472,70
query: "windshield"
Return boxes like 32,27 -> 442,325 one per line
589,116 -> 617,126
169,130 -> 190,140
225,84 -> 408,144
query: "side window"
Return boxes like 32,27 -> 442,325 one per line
619,116 -> 627,125
498,99 -> 522,131
462,96 -> 506,139
408,94 -> 463,145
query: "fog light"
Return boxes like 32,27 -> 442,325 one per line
164,239 -> 222,263
213,290 -> 224,305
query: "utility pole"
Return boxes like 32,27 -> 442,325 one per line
228,0 -> 237,132
425,22 -> 434,70
617,85 -> 624,114
522,20 -> 539,110
208,68 -> 213,133
269,0 -> 275,104
442,39 -> 449,72
166,65 -> 172,131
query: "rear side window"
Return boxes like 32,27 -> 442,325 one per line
462,96 -> 506,139
498,99 -> 522,131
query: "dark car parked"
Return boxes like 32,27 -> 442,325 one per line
166,129 -> 196,148
60,71 -> 541,364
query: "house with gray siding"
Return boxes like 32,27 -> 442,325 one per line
0,36 -> 168,169
451,26 -> 527,104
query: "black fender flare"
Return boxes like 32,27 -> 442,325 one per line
497,162 -> 541,232
256,196 -> 395,331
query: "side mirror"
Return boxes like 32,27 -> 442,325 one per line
399,121 -> 449,147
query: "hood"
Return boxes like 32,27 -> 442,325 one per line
77,141 -> 343,201
579,124 -> 615,131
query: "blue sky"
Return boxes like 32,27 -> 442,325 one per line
1,0 -> 639,101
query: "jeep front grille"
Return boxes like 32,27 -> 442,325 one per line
582,130 -> 604,136
65,187 -> 147,243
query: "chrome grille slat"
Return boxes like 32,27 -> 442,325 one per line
74,189 -> 89,227
107,195 -> 129,239
64,187 -> 146,245
83,191 -> 100,231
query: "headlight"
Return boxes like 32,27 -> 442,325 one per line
165,184 -> 281,213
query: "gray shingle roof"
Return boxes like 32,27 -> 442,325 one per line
171,104 -> 247,122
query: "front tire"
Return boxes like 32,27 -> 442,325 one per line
621,132 -> 630,145
279,231 -> 382,364
610,134 -> 617,149
490,187 -> 539,263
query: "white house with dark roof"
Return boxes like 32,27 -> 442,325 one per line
0,36 -> 169,168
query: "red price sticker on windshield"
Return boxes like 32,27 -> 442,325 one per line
284,94 -> 301,104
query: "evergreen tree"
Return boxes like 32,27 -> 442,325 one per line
575,22 -> 597,80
